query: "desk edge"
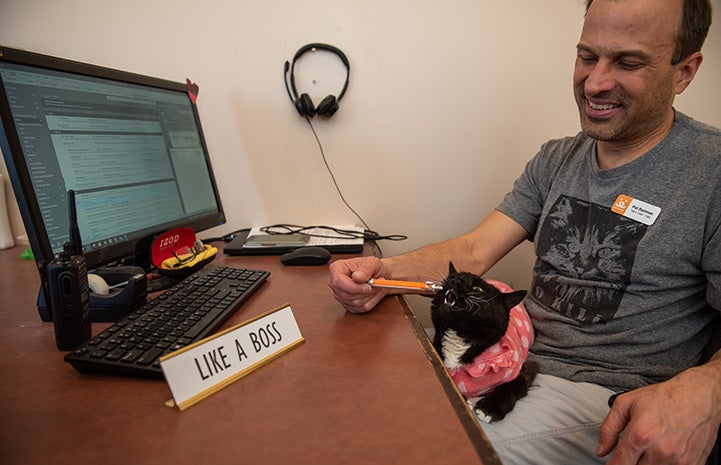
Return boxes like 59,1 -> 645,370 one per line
397,295 -> 502,465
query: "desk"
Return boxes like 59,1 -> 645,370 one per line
0,244 -> 500,465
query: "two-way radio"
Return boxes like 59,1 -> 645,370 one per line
46,190 -> 91,350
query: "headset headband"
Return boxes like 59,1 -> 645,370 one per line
284,43 -> 350,103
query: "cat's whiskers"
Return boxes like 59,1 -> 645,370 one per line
465,291 -> 501,315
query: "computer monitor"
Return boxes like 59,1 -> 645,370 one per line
0,46 -> 226,275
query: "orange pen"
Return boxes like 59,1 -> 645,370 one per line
367,278 -> 443,293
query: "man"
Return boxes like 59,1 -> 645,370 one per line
328,0 -> 721,464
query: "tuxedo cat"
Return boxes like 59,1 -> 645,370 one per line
431,263 -> 538,422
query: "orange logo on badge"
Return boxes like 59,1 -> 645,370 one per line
612,194 -> 633,215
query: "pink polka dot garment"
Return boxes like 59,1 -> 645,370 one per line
447,279 -> 534,398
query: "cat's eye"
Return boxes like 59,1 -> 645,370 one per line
597,247 -> 616,258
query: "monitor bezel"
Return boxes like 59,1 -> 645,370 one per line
0,45 -> 226,272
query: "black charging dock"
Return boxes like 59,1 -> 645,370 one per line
37,266 -> 148,322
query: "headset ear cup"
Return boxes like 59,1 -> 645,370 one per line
315,95 -> 339,117
296,93 -> 315,117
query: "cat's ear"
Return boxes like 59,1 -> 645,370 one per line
448,262 -> 457,276
498,290 -> 527,309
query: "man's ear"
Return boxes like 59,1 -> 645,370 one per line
674,51 -> 703,95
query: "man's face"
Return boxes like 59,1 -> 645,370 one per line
573,0 -> 683,146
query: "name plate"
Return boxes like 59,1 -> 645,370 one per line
159,304 -> 304,411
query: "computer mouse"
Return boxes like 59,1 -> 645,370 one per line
280,247 -> 332,266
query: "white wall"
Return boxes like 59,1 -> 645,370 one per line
1,0 -> 720,294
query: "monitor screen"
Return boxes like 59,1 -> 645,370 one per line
0,46 -> 225,272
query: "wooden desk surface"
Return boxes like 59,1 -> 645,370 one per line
0,244 -> 500,465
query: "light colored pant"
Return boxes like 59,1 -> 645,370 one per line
478,373 -> 615,465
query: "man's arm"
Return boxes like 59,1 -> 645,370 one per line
384,210 -> 531,281
597,348 -> 721,465
328,210 -> 529,313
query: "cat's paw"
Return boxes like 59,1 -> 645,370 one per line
473,408 -> 495,423
472,398 -> 505,423
466,398 -> 493,423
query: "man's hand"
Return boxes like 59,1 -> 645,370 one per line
597,364 -> 721,465
327,256 -> 390,313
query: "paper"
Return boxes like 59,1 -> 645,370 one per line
246,225 -> 364,249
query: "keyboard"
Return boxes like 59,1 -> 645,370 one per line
64,265 -> 270,378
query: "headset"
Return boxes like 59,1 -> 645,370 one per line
283,43 -> 350,118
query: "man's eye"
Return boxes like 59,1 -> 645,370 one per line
618,61 -> 643,70
577,54 -> 597,64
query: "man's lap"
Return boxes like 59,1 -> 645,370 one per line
477,373 -> 615,465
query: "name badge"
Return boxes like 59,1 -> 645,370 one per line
611,194 -> 661,226
160,304 -> 304,411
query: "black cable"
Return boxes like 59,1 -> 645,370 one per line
200,123 -> 410,257
302,117 -> 407,256
259,224 -> 406,242
305,117 -> 371,230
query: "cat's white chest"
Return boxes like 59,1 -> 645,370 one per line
441,329 -> 471,369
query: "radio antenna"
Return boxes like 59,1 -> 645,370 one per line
67,190 -> 83,256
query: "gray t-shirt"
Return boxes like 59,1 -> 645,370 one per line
497,111 -> 721,392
